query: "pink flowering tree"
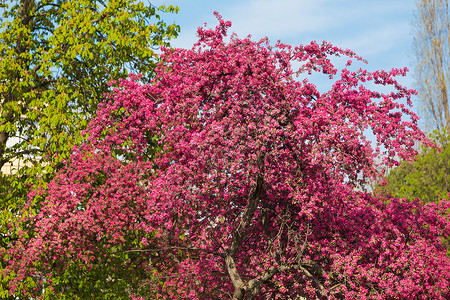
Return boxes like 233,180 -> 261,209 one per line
6,13 -> 450,299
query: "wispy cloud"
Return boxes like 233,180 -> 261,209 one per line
225,0 -> 414,54
223,0 -> 333,38
166,0 -> 415,62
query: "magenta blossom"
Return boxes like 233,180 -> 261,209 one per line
7,12 -> 450,299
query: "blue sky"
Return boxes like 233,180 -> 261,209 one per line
154,0 -> 425,127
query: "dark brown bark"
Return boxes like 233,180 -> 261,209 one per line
0,0 -> 35,170
0,131 -> 9,170
226,152 -> 264,300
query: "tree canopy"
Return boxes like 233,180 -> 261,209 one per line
376,131 -> 450,204
6,13 -> 450,299
0,0 -> 179,202
0,0 -> 179,297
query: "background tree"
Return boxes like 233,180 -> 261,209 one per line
377,0 -> 450,209
8,14 -> 450,299
375,131 -> 450,204
413,0 -> 450,134
0,0 -> 179,297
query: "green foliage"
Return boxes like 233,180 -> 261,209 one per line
375,130 -> 450,204
35,237 -> 161,299
0,0 -> 179,297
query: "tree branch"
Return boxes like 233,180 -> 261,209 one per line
226,151 -> 265,299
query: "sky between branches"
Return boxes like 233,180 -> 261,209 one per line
155,0 -> 423,128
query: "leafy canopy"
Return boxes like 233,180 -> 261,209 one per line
0,0 -> 179,206
7,13 -> 450,299
0,0 -> 179,297
376,130 -> 450,204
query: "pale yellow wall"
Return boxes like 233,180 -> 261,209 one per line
1,159 -> 33,175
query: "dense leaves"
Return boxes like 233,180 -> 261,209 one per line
376,131 -> 450,204
7,13 -> 450,299
0,0 -> 178,297
0,0 -> 179,212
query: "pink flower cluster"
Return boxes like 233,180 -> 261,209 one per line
6,12 -> 450,299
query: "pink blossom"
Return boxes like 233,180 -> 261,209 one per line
6,14 -> 449,299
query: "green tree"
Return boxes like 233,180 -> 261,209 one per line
0,0 -> 179,297
375,131 -> 450,204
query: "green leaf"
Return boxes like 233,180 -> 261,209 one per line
0,0 -> 180,297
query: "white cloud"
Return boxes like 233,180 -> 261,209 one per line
335,22 -> 411,58
224,0 -> 413,40
165,0 -> 415,61
224,0 -> 332,38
